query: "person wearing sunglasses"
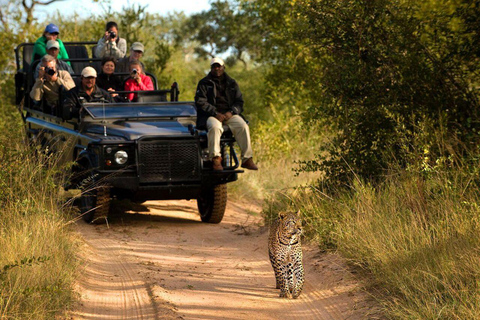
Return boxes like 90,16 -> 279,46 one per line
32,23 -> 70,65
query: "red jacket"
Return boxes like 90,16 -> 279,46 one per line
124,74 -> 154,101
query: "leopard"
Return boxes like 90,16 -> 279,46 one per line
268,211 -> 304,299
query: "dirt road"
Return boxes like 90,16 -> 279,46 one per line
70,199 -> 380,319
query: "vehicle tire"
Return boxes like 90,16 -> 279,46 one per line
197,184 -> 227,224
79,174 -> 111,224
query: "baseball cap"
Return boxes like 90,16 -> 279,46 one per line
210,57 -> 225,66
46,40 -> 60,50
131,42 -> 144,53
44,23 -> 60,34
81,66 -> 97,78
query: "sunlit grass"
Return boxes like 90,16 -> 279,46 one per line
0,106 -> 79,319
229,109 -> 323,203
264,165 -> 480,319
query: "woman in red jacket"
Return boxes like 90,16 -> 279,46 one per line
124,61 -> 153,101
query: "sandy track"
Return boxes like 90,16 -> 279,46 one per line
70,199 -> 381,320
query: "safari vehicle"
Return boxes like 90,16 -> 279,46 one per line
14,41 -> 243,223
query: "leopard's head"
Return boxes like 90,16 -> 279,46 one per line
278,211 -> 302,241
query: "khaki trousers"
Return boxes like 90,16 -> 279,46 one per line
206,115 -> 253,161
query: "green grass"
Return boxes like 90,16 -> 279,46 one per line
0,105 -> 79,319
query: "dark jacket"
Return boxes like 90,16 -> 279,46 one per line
96,72 -> 123,92
64,85 -> 113,117
194,72 -> 244,129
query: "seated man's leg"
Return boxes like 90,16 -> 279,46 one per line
206,116 -> 224,159
225,115 -> 253,161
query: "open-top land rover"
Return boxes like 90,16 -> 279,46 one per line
15,41 -> 243,223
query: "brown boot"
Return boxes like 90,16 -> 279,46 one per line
212,156 -> 223,171
241,158 -> 258,170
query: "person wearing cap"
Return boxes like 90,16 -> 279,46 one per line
195,57 -> 258,171
34,40 -> 74,79
95,21 -> 127,59
30,54 -> 75,114
116,42 -> 146,74
32,23 -> 70,65
64,66 -> 113,117
124,61 -> 154,101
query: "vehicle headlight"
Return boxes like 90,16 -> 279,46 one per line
114,150 -> 128,165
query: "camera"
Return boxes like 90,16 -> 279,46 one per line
131,68 -> 138,76
109,31 -> 116,38
45,67 -> 55,76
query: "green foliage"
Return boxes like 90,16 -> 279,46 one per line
245,0 -> 480,186
181,0 -> 264,64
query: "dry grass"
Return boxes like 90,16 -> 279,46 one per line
264,166 -> 480,319
0,108 -> 79,319
229,109 -> 323,202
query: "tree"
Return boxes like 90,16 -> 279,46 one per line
181,0 -> 264,66
241,0 -> 480,185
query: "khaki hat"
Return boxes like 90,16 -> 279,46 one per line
210,57 -> 225,66
81,66 -> 97,78
46,40 -> 60,50
131,42 -> 144,53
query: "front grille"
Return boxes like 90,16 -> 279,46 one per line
138,139 -> 200,183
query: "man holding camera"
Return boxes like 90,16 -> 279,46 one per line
95,21 -> 127,59
30,54 -> 75,112
124,61 -> 153,101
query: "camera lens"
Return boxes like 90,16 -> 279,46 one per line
132,68 -> 138,75
109,31 -> 116,38
45,67 -> 55,76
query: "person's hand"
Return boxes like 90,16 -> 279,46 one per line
108,88 -> 118,98
48,71 -> 58,82
38,67 -> 45,80
224,111 -> 233,121
135,75 -> 142,84
215,112 -> 226,122
104,31 -> 110,41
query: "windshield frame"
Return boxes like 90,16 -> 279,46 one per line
82,101 -> 197,120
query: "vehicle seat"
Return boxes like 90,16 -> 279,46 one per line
23,44 -> 34,72
65,45 -> 89,59
136,90 -> 168,102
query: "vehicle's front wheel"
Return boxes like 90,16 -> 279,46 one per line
197,184 -> 227,224
79,174 -> 111,224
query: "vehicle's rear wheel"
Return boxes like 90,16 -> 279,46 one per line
78,172 -> 111,224
197,184 -> 227,224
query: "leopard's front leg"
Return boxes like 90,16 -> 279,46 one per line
291,260 -> 305,299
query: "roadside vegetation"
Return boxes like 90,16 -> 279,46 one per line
0,102 -> 79,318
2,0 -> 480,318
